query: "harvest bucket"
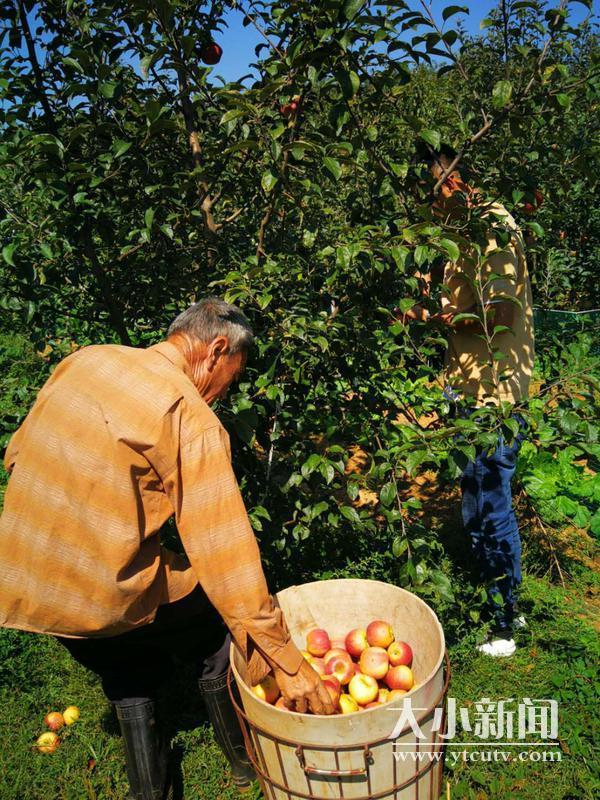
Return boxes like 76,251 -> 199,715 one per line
229,578 -> 449,800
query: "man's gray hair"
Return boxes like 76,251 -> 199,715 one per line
168,297 -> 254,353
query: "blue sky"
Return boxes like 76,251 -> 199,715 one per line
209,1 -> 596,83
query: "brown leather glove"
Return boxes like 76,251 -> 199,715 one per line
272,659 -> 336,715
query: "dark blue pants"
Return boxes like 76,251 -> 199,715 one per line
461,431 -> 523,631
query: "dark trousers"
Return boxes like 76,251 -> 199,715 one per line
461,427 -> 524,632
56,585 -> 231,704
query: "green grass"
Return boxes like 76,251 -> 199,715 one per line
0,567 -> 597,799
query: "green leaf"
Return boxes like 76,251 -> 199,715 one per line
98,81 -> 118,99
39,243 -> 53,259
405,449 -> 429,475
555,93 -> 571,110
336,70 -> 360,100
380,482 -> 396,507
442,5 -> 469,22
492,80 -> 513,108
392,536 -> 409,558
343,0 -> 364,21
261,171 -> 278,193
2,244 -> 16,266
323,156 -> 342,180
144,208 -> 155,229
419,129 -> 441,150
112,139 -> 132,158
439,238 -> 460,261
340,505 -> 362,525
62,57 -> 84,74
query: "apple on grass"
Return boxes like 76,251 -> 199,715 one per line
348,674 -> 379,706
325,653 -> 354,685
387,641 -> 413,667
366,620 -> 395,649
306,629 -> 331,658
385,665 -> 414,692
63,706 -> 80,725
345,628 -> 368,658
359,646 -> 390,680
339,694 -> 359,714
44,712 -> 64,732
252,675 -> 280,704
36,732 -> 60,753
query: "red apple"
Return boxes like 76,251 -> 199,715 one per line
388,689 -> 408,702
387,641 -> 413,667
330,638 -> 347,651
365,701 -> 382,709
345,628 -> 368,658
322,676 -> 342,706
281,100 -> 298,118
523,189 -> 544,215
252,675 -> 280,704
306,629 -> 331,657
348,673 -> 379,706
323,647 -> 347,666
359,646 -> 389,680
200,42 -> 223,65
36,732 -> 60,753
353,663 -> 362,675
366,620 -> 395,649
339,694 -> 359,714
385,665 -> 414,692
325,652 -> 354,685
63,706 -> 80,725
44,712 -> 64,732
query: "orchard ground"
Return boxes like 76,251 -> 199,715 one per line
0,337 -> 598,800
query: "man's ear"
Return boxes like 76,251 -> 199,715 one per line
207,336 -> 229,369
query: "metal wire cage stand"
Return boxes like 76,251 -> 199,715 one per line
227,651 -> 451,800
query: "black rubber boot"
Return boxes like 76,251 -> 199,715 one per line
114,700 -> 172,800
198,673 -> 256,791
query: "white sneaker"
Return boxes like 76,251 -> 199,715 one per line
476,637 -> 516,657
513,615 -> 527,630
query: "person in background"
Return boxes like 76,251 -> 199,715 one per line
0,297 -> 334,800
402,145 -> 535,657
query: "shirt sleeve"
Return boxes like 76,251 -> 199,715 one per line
160,420 -> 303,679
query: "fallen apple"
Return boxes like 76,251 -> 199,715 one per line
36,731 -> 60,753
359,646 -> 390,680
366,620 -> 394,649
345,628 -> 368,658
339,694 -> 359,714
252,675 -> 280,704
385,665 -> 414,692
63,706 -> 80,726
387,641 -> 413,667
306,628 -> 331,658
348,673 -> 379,706
44,712 -> 64,732
325,652 -> 354,685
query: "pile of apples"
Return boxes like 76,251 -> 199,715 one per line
252,620 -> 415,715
35,706 -> 80,753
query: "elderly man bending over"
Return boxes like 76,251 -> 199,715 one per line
0,297 -> 334,799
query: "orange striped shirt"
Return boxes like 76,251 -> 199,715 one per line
0,341 -> 302,679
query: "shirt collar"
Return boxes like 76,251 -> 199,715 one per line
150,341 -> 196,384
